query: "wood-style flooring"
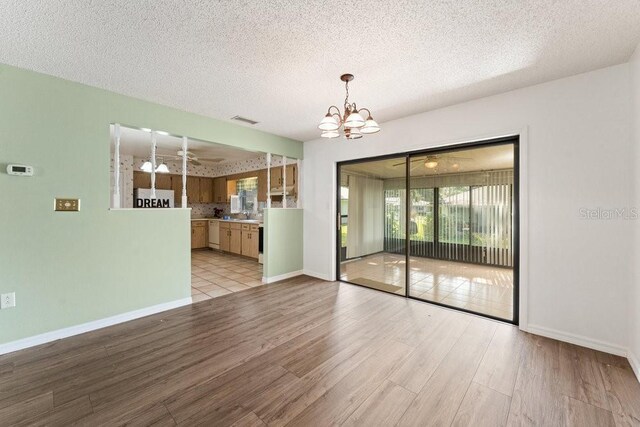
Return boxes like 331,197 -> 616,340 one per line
0,276 -> 639,426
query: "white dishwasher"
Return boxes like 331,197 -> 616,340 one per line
208,219 -> 220,249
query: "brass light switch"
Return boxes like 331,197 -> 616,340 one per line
55,198 -> 80,212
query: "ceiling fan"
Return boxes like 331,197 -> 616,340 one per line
393,154 -> 472,172
156,150 -> 225,166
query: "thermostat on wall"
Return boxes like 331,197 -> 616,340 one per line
7,164 -> 33,176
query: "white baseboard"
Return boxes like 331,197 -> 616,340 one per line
526,324 -> 627,356
302,269 -> 333,281
0,297 -> 192,356
628,351 -> 640,383
262,270 -> 304,284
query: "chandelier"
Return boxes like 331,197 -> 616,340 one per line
318,74 -> 380,139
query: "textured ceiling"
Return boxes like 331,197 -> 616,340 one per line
1,1 -> 639,142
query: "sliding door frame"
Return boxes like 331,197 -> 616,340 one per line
336,135 -> 520,325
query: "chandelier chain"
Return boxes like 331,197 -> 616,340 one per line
344,80 -> 349,110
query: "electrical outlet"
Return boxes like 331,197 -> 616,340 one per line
1,292 -> 15,309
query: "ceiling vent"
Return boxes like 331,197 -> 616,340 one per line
230,115 -> 259,125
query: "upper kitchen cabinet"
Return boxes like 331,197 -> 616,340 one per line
133,171 -> 151,189
199,177 -> 214,203
186,176 -> 200,202
269,164 -> 298,194
171,175 -> 182,204
226,180 -> 237,202
155,173 -> 172,190
213,177 -> 227,203
133,171 -> 174,190
270,167 -> 282,189
257,169 -> 268,202
286,164 -> 297,190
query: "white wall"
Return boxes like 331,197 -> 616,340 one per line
303,63 -> 633,354
631,43 -> 640,376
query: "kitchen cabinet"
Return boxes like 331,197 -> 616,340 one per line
133,171 -> 151,189
286,164 -> 297,190
213,177 -> 227,203
219,222 -> 230,251
186,176 -> 200,202
155,173 -> 172,190
257,169 -> 268,202
199,177 -> 214,203
241,224 -> 260,259
270,167 -> 283,189
191,220 -> 208,249
269,164 -> 297,193
226,180 -> 237,202
171,175 -> 183,205
219,221 -> 260,259
229,223 -> 242,254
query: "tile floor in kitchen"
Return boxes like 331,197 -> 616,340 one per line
191,249 -> 264,302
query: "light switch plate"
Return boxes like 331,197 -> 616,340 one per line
55,198 -> 80,212
1,292 -> 15,309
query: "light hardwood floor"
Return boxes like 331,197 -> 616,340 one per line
0,277 -> 638,426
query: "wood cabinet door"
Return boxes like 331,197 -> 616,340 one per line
270,168 -> 283,189
133,171 -> 151,189
220,228 -> 230,251
171,175 -> 183,205
257,169 -> 268,202
186,176 -> 200,203
226,180 -> 237,202
199,177 -> 213,203
213,177 -> 227,203
250,225 -> 260,259
191,223 -> 207,249
155,174 -> 172,190
230,229 -> 242,254
241,231 -> 252,257
285,164 -> 297,186
251,231 -> 259,258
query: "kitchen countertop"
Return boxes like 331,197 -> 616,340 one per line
191,217 -> 262,224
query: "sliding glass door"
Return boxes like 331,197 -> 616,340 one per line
337,138 -> 518,323
339,157 -> 406,296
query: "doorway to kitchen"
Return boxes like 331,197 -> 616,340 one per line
337,136 -> 519,323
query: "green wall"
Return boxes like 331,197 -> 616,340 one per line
263,208 -> 303,279
0,64 -> 302,345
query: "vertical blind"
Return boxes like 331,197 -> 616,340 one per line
383,169 -> 513,267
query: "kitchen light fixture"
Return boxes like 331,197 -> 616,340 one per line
155,161 -> 170,173
139,159 -> 170,173
140,160 -> 153,172
318,74 -> 380,139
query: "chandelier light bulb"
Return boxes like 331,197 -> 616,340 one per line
321,130 -> 340,138
361,116 -> 380,134
318,113 -> 339,131
344,110 -> 365,128
345,127 -> 363,140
